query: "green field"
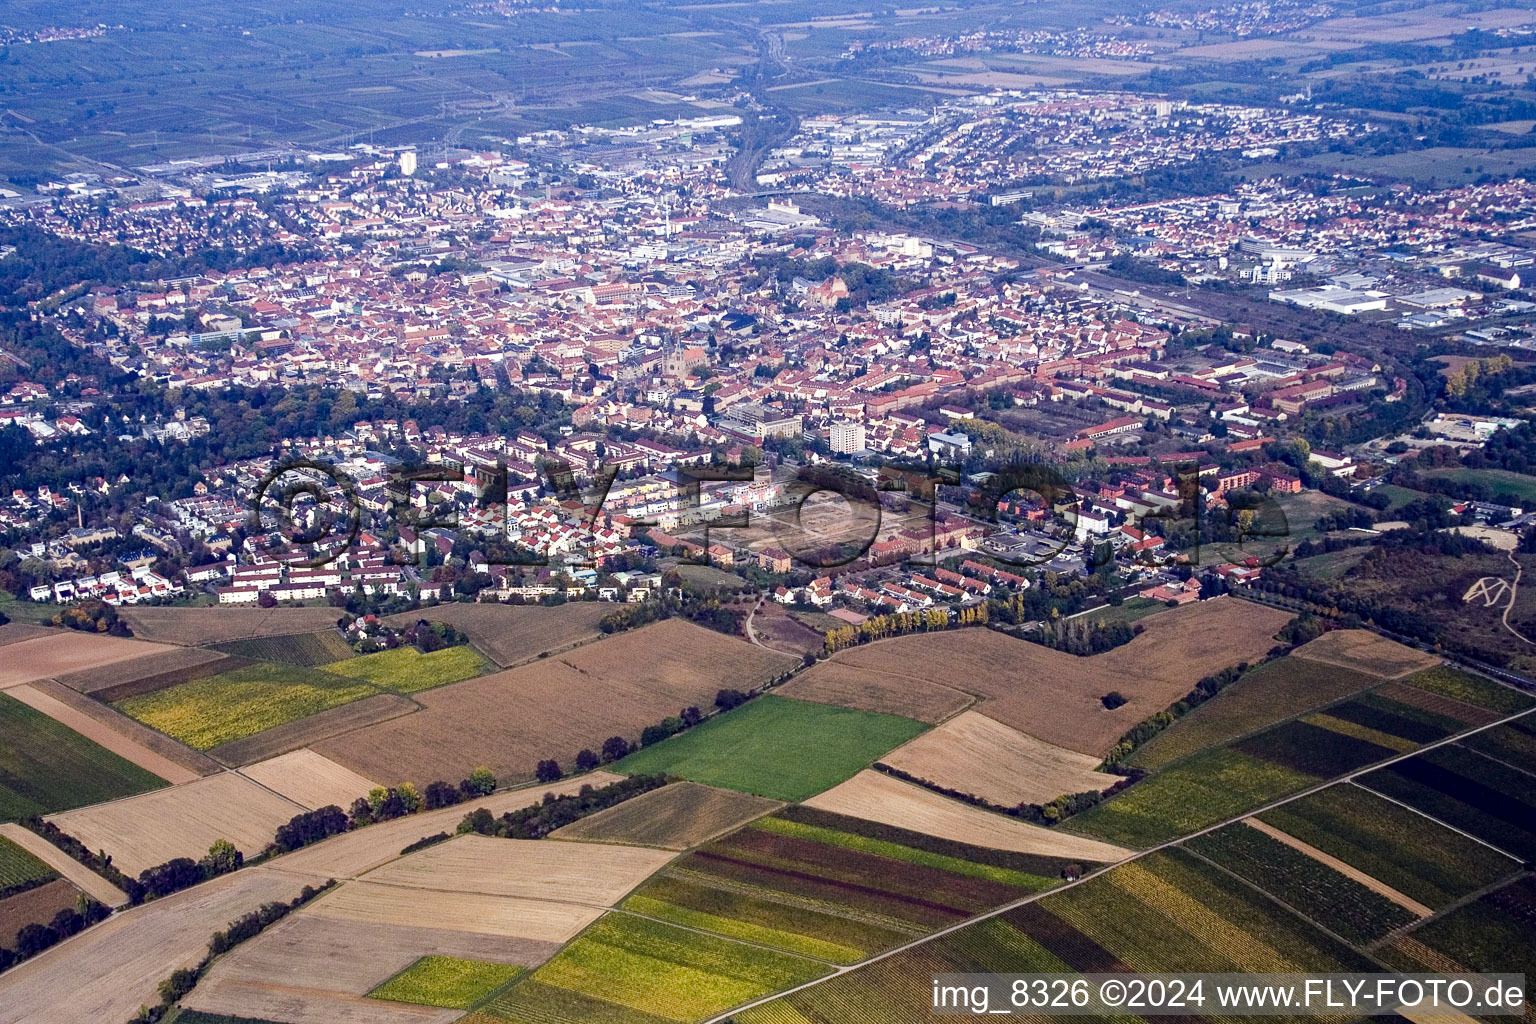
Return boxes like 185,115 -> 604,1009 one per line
0,692 -> 168,820
1128,657 -> 1381,771
1064,747 -> 1316,848
324,645 -> 488,693
1185,824 -> 1417,944
370,956 -> 521,1010
733,848 -> 1375,1023
116,662 -> 379,751
1358,743 -> 1536,861
1402,666 -> 1535,714
0,834 -> 56,894
1423,467 -> 1536,503
475,913 -> 830,1024
613,695 -> 928,802
1381,877 -> 1536,980
209,630 -> 355,667
620,805 -> 1079,967
1257,784 -> 1520,910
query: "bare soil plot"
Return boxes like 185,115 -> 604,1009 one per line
880,711 -> 1115,807
53,646 -> 237,701
0,823 -> 127,906
117,606 -> 345,645
22,677 -> 221,778
0,633 -> 176,690
307,882 -> 603,943
3,683 -> 198,784
778,660 -> 973,724
358,834 -> 673,905
48,772 -> 307,876
0,866 -> 316,1024
804,771 -> 1131,864
182,914 -> 554,1024
239,749 -> 379,811
1243,818 -> 1431,917
827,599 -> 1293,756
317,620 -> 796,786
271,772 -> 626,881
749,601 -> 827,657
551,781 -> 781,849
208,693 -> 420,768
0,878 -> 81,947
382,602 -> 612,668
0,624 -> 53,647
1290,629 -> 1440,679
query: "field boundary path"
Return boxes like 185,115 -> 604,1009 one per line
3,682 -> 200,784
0,823 -> 128,907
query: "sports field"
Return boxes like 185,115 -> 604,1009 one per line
614,695 -> 928,802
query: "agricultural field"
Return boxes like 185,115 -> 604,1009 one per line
550,782 -> 782,850
733,847 -> 1375,1023
317,620 -> 796,786
1288,629 -> 1442,679
3,682 -> 201,784
52,645 -> 234,700
1185,823 -> 1420,944
308,882 -> 604,945
46,771 -> 307,876
0,879 -> 83,951
184,914 -> 557,1024
0,823 -> 129,907
237,749 -> 378,811
116,662 -> 383,751
0,632 -> 174,689
0,866 -> 318,1024
467,913 -> 831,1024
614,695 -> 928,802
620,803 -> 1106,968
1379,876 -> 1536,981
1462,716 -> 1536,765
883,710 -> 1120,806
116,606 -> 347,645
0,834 -> 54,894
1064,747 -> 1317,848
776,659 -> 973,724
381,602 -> 612,668
210,630 -> 355,668
0,691 -> 168,821
370,956 -> 522,1010
1256,784 -> 1521,911
1128,656 -> 1382,771
0,624 -> 53,647
354,835 -> 674,907
803,771 -> 1130,862
322,645 -> 489,693
812,598 -> 1293,756
1358,742 -> 1536,861
1399,666 -> 1536,714
206,694 -> 419,768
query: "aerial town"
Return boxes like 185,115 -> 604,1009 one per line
1,1 -> 1536,1022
